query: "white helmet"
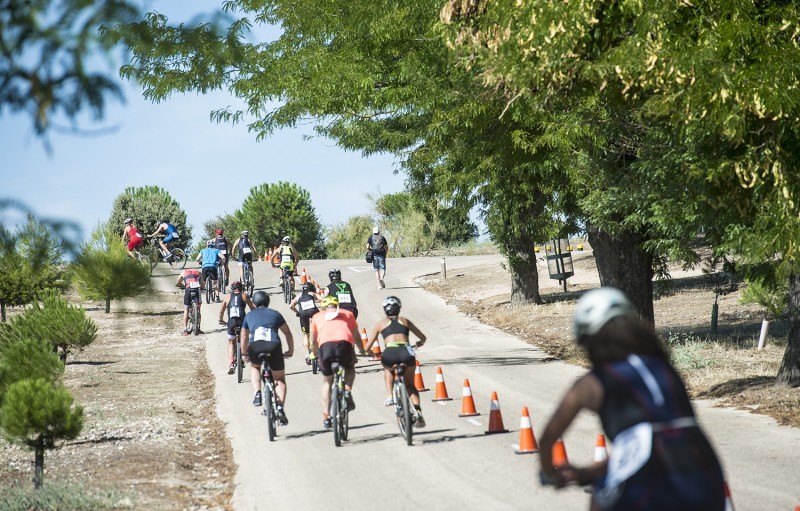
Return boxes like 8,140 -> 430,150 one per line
282,236 -> 291,243
573,287 -> 633,339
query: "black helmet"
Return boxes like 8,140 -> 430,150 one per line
329,269 -> 341,282
302,282 -> 315,294
252,291 -> 270,308
382,296 -> 401,316
230,281 -> 242,292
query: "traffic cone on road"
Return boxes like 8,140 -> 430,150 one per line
724,481 -> 735,511
515,407 -> 539,454
594,434 -> 608,462
484,392 -> 509,434
359,328 -> 369,356
301,268 -> 307,284
413,360 -> 428,392
552,437 -> 569,468
458,379 -> 480,417
431,367 -> 452,401
370,334 -> 382,360
264,249 -> 269,261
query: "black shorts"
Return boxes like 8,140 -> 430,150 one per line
239,253 -> 253,263
381,345 -> 416,369
299,314 -> 315,333
183,288 -> 201,306
248,340 -> 284,371
318,341 -> 355,376
202,266 -> 218,281
227,317 -> 243,338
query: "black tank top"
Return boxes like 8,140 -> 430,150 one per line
227,293 -> 246,320
326,282 -> 357,309
381,317 -> 409,338
215,235 -> 228,251
297,292 -> 319,318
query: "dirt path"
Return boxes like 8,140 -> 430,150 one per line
0,270 -> 234,510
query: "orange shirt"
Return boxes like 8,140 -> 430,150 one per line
310,309 -> 357,345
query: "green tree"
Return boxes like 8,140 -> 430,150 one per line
0,0 -> 140,145
0,338 -> 64,407
71,223 -> 150,313
0,290 -> 97,363
1,379 -> 82,489
324,215 -> 373,259
108,186 -> 193,250
234,182 -> 325,259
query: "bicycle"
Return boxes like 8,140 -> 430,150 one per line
205,271 -> 217,304
281,268 -> 295,304
131,246 -> 152,276
233,324 -> 243,384
186,290 -> 200,336
391,363 -> 415,446
243,262 -> 255,296
258,353 -> 280,442
149,236 -> 186,270
330,362 -> 349,447
216,260 -> 227,295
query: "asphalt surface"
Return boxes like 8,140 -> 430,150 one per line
172,254 -> 800,510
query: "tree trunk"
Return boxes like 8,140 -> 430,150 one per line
105,297 -> 111,314
588,225 -> 654,324
1,302 -> 5,322
34,438 -> 44,489
778,271 -> 800,386
508,235 -> 542,305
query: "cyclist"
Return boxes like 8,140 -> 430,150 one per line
196,240 -> 225,298
272,235 -> 300,284
213,228 -> 232,281
366,296 -> 427,427
325,269 -> 366,355
150,219 -> 180,260
289,282 -> 320,366
218,281 -> 255,374
122,218 -> 144,259
232,231 -> 256,285
366,226 -> 388,289
241,290 -> 293,425
538,287 -> 725,510
310,295 -> 360,429
175,264 -> 205,335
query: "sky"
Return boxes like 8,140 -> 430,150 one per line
1,0 -> 406,244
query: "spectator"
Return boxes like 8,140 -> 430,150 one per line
366,226 -> 388,289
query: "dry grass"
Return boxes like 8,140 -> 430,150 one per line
420,257 -> 800,428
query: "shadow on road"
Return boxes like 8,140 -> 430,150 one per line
428,354 -> 558,368
67,360 -> 116,366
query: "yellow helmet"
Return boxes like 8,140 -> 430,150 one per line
320,295 -> 339,308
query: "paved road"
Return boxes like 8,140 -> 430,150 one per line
176,255 -> 800,510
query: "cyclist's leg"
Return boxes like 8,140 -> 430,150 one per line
182,289 -> 192,331
403,364 -> 420,407
195,294 -> 203,331
338,342 -> 357,390
238,260 -> 245,282
265,341 -> 286,404
318,342 -> 335,418
226,321 -> 238,364
248,341 -> 266,395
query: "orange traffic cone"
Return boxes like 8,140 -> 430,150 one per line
724,481 -> 735,511
264,249 -> 269,261
301,268 -> 307,284
413,360 -> 428,392
458,379 -> 480,417
359,328 -> 369,355
594,434 -> 607,462
431,367 -> 452,401
515,407 -> 539,454
552,437 -> 569,468
484,392 -> 509,434
371,333 -> 382,360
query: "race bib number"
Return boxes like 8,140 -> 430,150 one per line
229,309 -> 240,319
254,326 -> 272,341
606,422 -> 652,488
338,293 -> 352,304
219,250 -> 227,255
188,281 -> 200,289
281,254 -> 292,262
300,300 -> 317,311
134,232 -> 142,239
242,247 -> 251,254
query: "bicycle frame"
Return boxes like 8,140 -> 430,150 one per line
392,364 -> 414,445
330,362 -> 349,446
260,356 -> 279,441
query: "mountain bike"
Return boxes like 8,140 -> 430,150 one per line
131,246 -> 152,276
216,260 -> 227,295
330,362 -> 349,447
204,271 -> 217,304
282,268 -> 295,304
243,262 -> 255,296
258,353 -> 280,442
187,290 -> 200,336
233,324 -> 243,383
392,363 -> 415,446
149,236 -> 186,270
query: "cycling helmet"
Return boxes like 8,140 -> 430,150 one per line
382,296 -> 401,316
230,281 -> 242,291
302,282 -> 315,294
241,230 -> 249,237
328,269 -> 341,282
320,295 -> 339,308
206,240 -> 213,247
215,228 -> 223,236
573,287 -> 633,340
124,218 -> 133,225
282,236 -> 291,244
252,290 -> 270,308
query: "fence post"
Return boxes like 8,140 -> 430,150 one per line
441,258 -> 447,279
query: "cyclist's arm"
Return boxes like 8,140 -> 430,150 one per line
195,252 -> 203,264
231,239 -> 239,258
150,225 -> 164,237
242,294 -> 256,310
280,323 -> 293,357
240,327 -> 250,358
365,323 -> 382,352
404,318 -> 426,346
218,296 -> 229,322
176,275 -> 185,288
288,296 -> 300,314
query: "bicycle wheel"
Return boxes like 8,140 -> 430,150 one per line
331,383 -> 342,447
148,249 -> 159,272
264,382 -> 276,441
235,341 -> 243,384
311,356 -> 319,375
170,249 -> 187,269
394,380 -> 412,445
340,388 -> 349,441
205,279 -> 212,304
191,302 -> 200,335
283,276 -> 290,304
218,266 -> 225,295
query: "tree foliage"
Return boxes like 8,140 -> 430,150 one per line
324,215 -> 373,259
234,182 -> 325,259
0,338 -> 63,409
71,223 -> 150,313
108,186 -> 192,250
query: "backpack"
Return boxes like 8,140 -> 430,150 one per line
371,235 -> 387,253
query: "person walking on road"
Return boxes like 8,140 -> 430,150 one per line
538,287 -> 726,511
366,226 -> 388,289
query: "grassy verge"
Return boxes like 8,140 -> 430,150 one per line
0,483 -> 130,511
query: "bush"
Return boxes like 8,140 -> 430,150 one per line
0,482 -> 122,511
